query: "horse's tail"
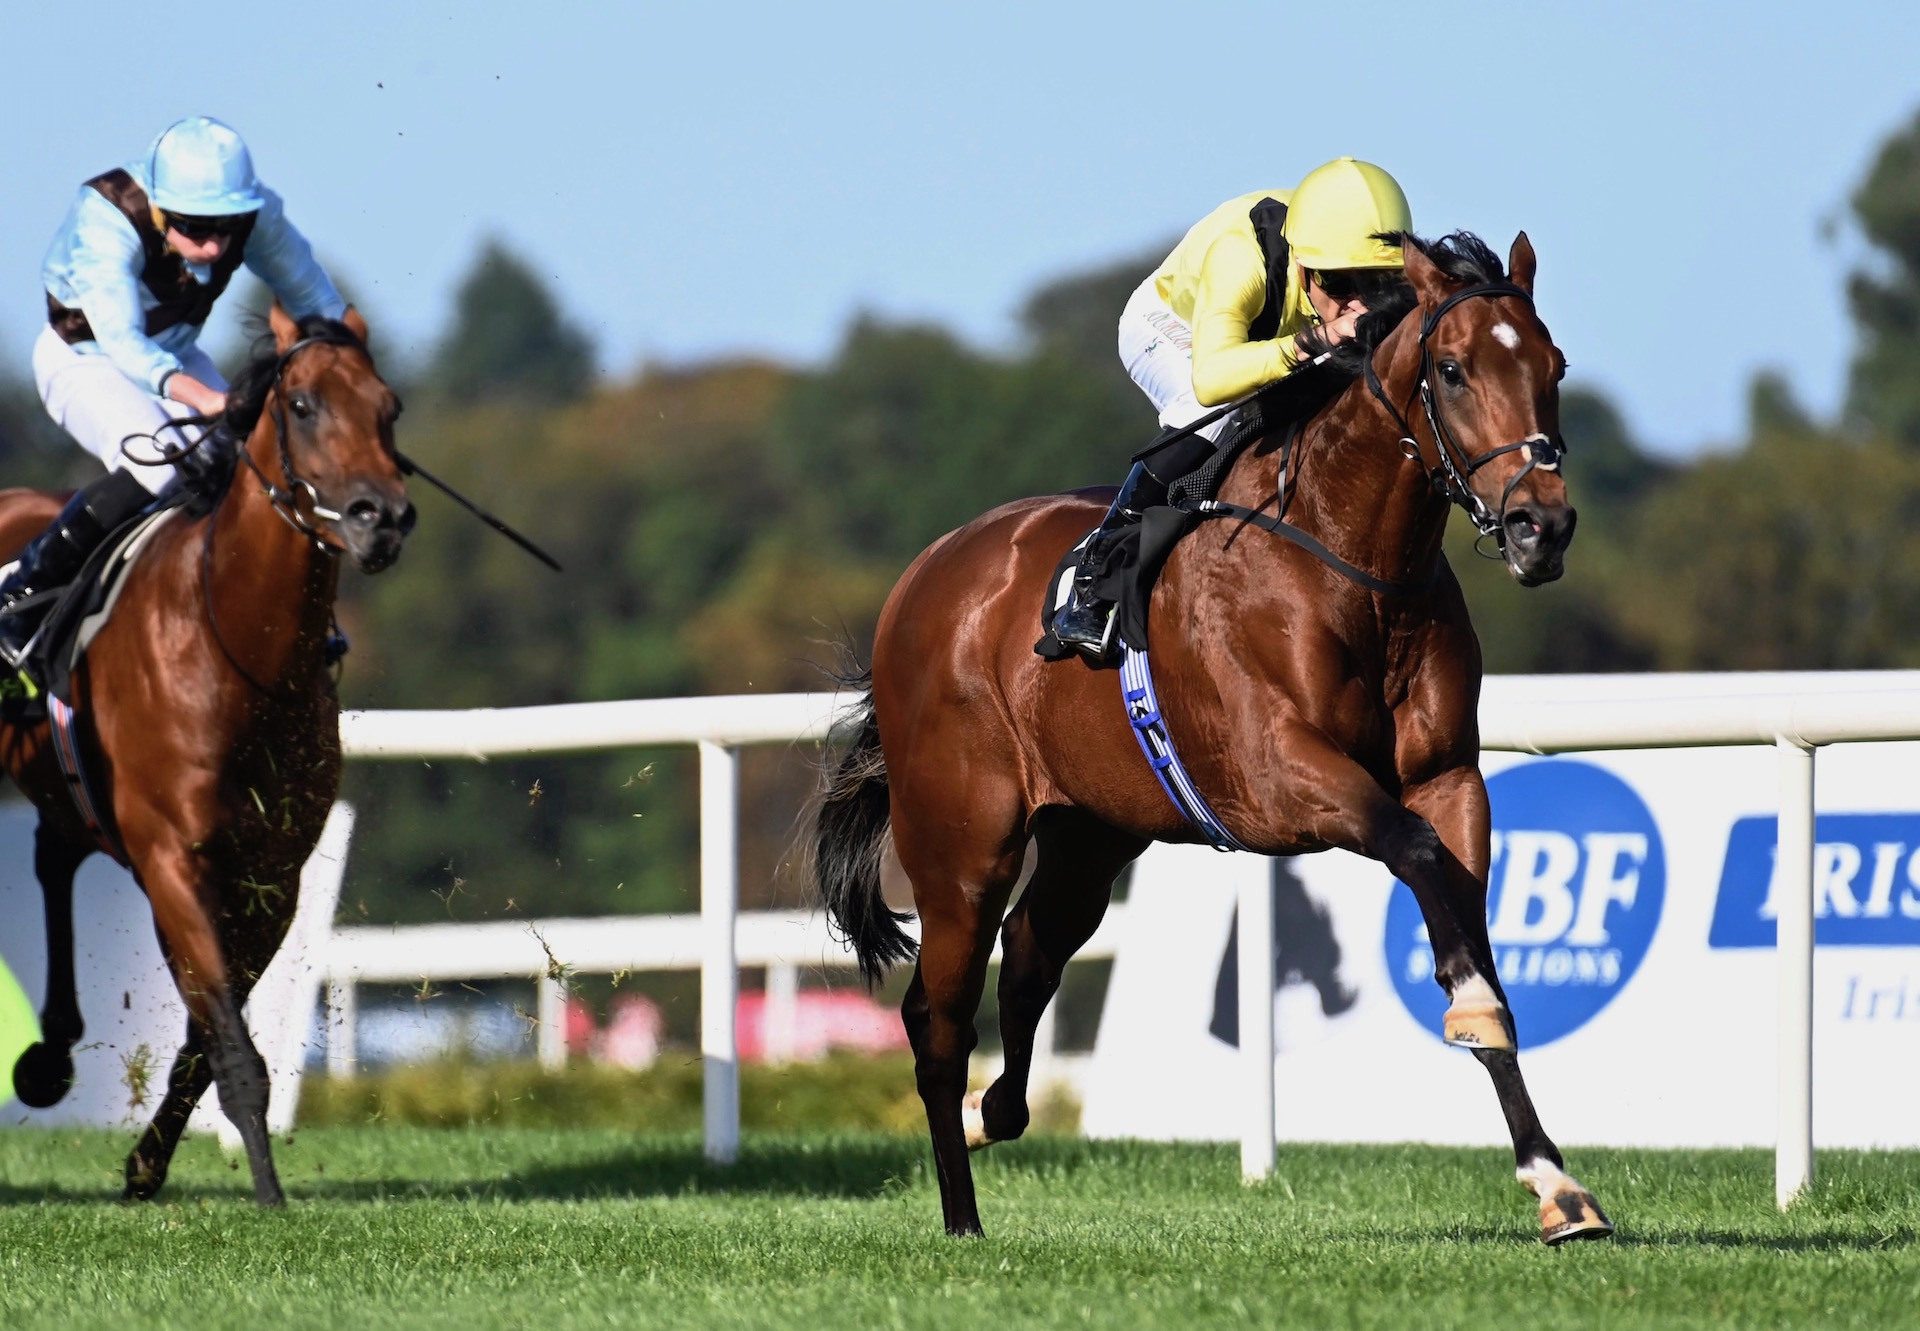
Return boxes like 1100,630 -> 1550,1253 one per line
811,668 -> 915,987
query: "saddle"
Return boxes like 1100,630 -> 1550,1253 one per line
1035,403 -> 1278,664
1,435 -> 238,718
11,501 -> 185,712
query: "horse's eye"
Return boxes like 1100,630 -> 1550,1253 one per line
1438,361 -> 1465,387
290,393 -> 316,420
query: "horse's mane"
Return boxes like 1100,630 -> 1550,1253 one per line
1255,230 -> 1507,441
222,315 -> 367,439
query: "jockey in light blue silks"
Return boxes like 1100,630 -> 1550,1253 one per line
0,115 -> 347,689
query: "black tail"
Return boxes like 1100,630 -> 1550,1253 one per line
811,669 -> 915,986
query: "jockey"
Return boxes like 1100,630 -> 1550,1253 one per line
0,116 -> 347,686
1049,157 -> 1413,660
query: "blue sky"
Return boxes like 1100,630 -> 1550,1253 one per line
2,1 -> 1913,457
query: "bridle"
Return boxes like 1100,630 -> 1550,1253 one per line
236,329 -> 368,553
1362,280 -> 1566,553
204,330 -> 370,695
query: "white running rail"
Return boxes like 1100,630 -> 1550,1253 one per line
335,672 -> 1920,1208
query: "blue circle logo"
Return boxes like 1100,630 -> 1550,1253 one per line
1384,760 -> 1665,1047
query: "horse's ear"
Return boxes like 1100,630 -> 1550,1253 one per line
342,304 -> 369,345
269,301 -> 300,353
1508,232 -> 1537,296
1402,239 -> 1450,307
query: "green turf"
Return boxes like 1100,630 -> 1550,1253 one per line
1,1127 -> 1916,1330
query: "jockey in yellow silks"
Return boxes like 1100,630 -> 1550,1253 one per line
1047,158 -> 1413,661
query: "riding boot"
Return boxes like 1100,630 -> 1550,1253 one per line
1048,460 -> 1166,661
0,469 -> 154,687
1049,417 -> 1225,662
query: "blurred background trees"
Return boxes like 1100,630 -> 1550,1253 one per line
5,111 -> 1920,927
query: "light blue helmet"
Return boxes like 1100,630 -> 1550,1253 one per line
146,116 -> 265,216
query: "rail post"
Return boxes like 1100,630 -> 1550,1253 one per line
324,977 -> 357,1077
1239,862 -> 1276,1181
1775,738 -> 1816,1208
700,740 -> 741,1164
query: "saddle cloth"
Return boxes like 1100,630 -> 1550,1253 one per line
10,504 -> 183,706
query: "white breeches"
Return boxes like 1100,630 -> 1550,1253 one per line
1115,276 -> 1228,443
33,327 -> 227,495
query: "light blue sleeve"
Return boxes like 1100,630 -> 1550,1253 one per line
242,186 -> 347,322
64,192 -> 184,395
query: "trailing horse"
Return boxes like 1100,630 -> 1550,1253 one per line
814,231 -> 1611,1244
2,303 -> 411,1204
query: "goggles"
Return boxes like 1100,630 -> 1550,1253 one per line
1310,267 -> 1404,304
162,211 -> 245,241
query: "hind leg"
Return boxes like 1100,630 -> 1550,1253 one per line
967,809 -> 1144,1150
11,823 -> 90,1108
893,775 -> 1028,1237
1407,769 -> 1611,1245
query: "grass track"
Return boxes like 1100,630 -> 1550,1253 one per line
2,1128 -> 1917,1329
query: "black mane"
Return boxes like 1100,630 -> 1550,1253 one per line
1256,230 -> 1506,436
221,315 -> 366,439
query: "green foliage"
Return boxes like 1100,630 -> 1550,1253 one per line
1615,430 -> 1920,670
423,238 -> 595,406
1849,107 -> 1920,447
297,1053 -> 1079,1135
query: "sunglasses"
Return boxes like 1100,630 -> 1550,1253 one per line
1311,267 -> 1403,304
162,212 -> 244,241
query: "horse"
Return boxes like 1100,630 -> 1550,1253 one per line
814,231 -> 1610,1244
3,303 -> 412,1204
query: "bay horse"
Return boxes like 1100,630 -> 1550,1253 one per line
815,231 -> 1612,1244
3,303 -> 411,1204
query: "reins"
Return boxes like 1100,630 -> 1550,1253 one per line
203,332 -> 361,697
1187,279 -> 1565,594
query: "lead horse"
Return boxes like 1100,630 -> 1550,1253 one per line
815,231 -> 1612,1243
3,304 -> 411,1203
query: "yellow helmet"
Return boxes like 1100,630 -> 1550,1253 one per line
1282,157 -> 1411,270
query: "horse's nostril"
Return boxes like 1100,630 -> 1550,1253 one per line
347,499 -> 382,526
1505,509 -> 1543,541
397,502 -> 417,535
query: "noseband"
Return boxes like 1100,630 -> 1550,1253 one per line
1363,281 -> 1566,551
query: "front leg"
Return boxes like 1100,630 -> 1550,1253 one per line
1397,768 -> 1514,1050
127,834 -> 285,1207
11,823 -> 91,1108
1404,768 -> 1612,1245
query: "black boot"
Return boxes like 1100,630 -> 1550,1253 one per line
1048,461 -> 1162,662
0,469 -> 154,692
1049,421 -> 1224,662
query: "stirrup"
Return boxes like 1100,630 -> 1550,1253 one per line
1077,605 -> 1119,664
1052,596 -> 1119,665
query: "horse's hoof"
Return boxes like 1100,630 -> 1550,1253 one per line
11,1042 -> 75,1109
123,1155 -> 167,1202
962,1089 -> 994,1151
1442,1003 -> 1515,1051
1540,1187 -> 1613,1245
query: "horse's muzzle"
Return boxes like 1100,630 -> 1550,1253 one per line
341,487 -> 415,574
1502,502 -> 1576,586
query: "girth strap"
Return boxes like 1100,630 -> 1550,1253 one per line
48,696 -> 127,865
1120,646 -> 1251,853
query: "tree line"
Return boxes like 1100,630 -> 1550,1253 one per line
5,113 -> 1920,926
